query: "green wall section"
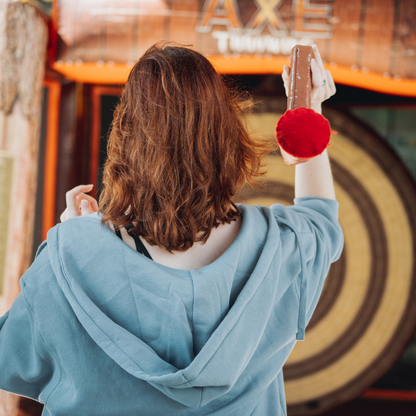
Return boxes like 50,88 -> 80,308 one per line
350,108 -> 416,181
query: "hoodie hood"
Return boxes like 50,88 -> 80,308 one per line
0,198 -> 342,416
44,203 -> 308,408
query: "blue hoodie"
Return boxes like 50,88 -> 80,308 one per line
0,198 -> 343,416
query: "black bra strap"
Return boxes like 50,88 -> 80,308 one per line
125,224 -> 153,260
114,225 -> 153,261
115,227 -> 122,240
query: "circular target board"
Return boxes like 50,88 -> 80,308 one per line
236,107 -> 416,415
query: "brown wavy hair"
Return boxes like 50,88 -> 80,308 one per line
99,42 -> 275,251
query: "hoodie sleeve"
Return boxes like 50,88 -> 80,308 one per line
0,254 -> 55,402
271,197 -> 344,339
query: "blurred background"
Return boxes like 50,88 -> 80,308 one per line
0,0 -> 415,415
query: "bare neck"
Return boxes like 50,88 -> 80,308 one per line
110,216 -> 242,271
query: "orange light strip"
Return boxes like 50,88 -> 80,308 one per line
211,56 -> 416,97
42,79 -> 61,240
52,62 -> 132,85
52,57 -> 416,97
324,65 -> 416,98
210,55 -> 291,74
363,389 -> 416,401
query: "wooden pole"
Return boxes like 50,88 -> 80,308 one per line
0,1 -> 47,414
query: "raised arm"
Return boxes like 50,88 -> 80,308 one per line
282,45 -> 337,201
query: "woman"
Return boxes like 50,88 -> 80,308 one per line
0,43 -> 342,415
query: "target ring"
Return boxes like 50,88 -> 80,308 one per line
236,106 -> 416,415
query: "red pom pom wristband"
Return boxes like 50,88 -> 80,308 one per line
276,107 -> 331,165
276,45 -> 332,165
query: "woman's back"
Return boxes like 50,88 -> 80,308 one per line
0,43 -> 343,415
0,200 -> 342,415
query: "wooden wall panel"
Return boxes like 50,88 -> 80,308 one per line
328,0 -> 362,67
169,0 -> 199,47
53,0 -> 416,95
137,1 -> 167,57
391,0 -> 416,79
361,0 -> 394,75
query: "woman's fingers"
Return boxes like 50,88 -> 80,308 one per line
60,208 -> 68,223
312,44 -> 324,68
283,65 -> 290,77
75,193 -> 99,212
310,45 -> 336,105
282,65 -> 290,96
80,199 -> 94,216
65,190 -> 83,219
326,69 -> 336,95
311,58 -> 324,90
282,45 -> 336,104
62,184 -> 95,222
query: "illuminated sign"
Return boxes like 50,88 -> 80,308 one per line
197,0 -> 334,55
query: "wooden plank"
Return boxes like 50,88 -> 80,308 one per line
0,152 -> 13,296
361,0 -> 394,75
105,1 -> 139,63
390,0 -> 416,79
169,0 -> 199,48
327,0 -> 362,68
137,1 -> 167,56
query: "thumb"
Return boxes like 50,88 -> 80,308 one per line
80,199 -> 93,216
311,58 -> 323,89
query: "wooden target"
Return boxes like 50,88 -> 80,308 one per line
236,104 -> 416,415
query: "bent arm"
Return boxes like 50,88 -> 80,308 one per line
295,104 -> 336,201
0,290 -> 54,401
282,45 -> 337,201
